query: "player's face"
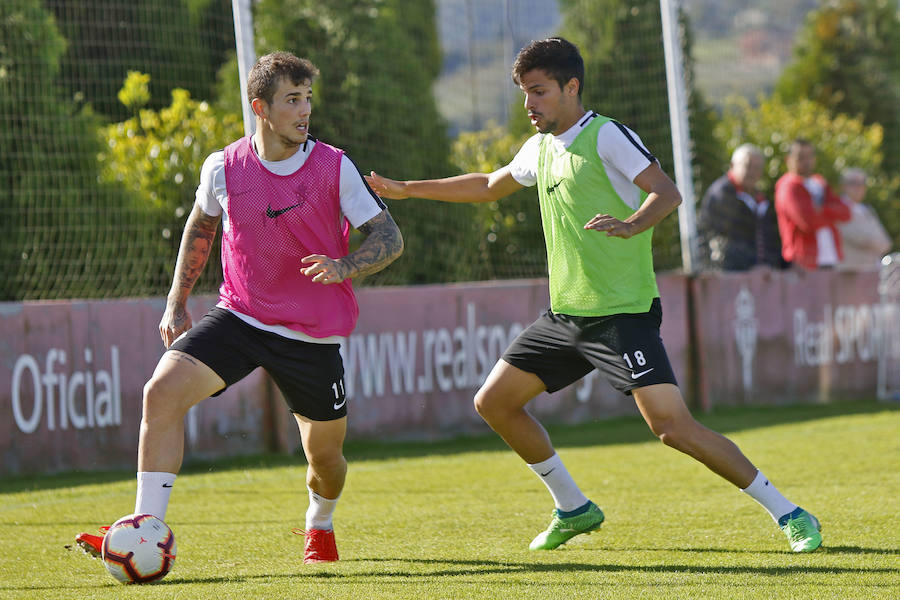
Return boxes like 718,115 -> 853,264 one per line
519,69 -> 579,135
259,77 -> 313,147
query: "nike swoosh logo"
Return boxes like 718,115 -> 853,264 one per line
630,368 -> 654,379
558,528 -> 576,533
540,468 -> 556,477
546,180 -> 563,194
333,398 -> 347,410
266,202 -> 303,218
162,483 -> 173,488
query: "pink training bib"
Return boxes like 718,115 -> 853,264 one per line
218,137 -> 358,337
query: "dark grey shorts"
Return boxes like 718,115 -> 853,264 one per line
170,308 -> 347,420
502,298 -> 677,395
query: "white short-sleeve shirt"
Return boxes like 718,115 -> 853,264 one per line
194,137 -> 386,343
196,137 -> 385,232
507,111 -> 655,211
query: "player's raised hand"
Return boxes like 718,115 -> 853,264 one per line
365,171 -> 408,199
159,302 -> 192,348
301,254 -> 347,285
583,213 -> 637,239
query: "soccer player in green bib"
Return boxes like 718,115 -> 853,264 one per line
366,38 -> 821,553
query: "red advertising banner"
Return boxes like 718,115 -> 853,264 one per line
691,269 -> 884,408
4,268 -> 889,477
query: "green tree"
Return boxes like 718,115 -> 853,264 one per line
44,0 -> 234,121
98,72 -> 245,294
775,0 -> 900,175
450,124 -> 547,280
716,94 -> 899,247
0,0 -> 140,300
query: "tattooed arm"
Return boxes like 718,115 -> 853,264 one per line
300,209 -> 404,284
159,204 -> 221,347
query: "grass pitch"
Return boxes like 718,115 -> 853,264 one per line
1,400 -> 898,599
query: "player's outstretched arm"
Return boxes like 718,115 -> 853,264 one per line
584,162 -> 682,239
159,203 -> 221,347
366,167 -> 523,204
300,209 -> 404,285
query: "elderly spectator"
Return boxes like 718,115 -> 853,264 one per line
836,168 -> 892,270
774,139 -> 851,269
698,144 -> 785,271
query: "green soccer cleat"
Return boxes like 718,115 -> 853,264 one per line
529,501 -> 605,550
779,507 -> 822,553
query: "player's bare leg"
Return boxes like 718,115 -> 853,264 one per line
631,383 -> 756,487
76,351 -> 222,557
295,414 -> 347,563
474,360 -> 552,463
295,415 -> 348,500
475,360 -> 604,550
139,351 -> 224,474
632,383 -> 822,551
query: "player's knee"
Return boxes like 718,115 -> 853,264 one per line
141,378 -> 186,422
473,390 -> 499,421
655,418 -> 702,454
307,449 -> 346,474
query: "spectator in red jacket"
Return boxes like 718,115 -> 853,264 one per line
774,139 -> 851,269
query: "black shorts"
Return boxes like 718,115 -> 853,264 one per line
169,308 -> 347,421
502,298 -> 677,395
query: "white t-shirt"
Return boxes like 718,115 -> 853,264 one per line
803,177 -> 839,266
196,137 -> 385,231
195,137 -> 386,343
507,111 -> 655,210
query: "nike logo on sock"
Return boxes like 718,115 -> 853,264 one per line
161,483 -> 173,488
540,468 -> 556,477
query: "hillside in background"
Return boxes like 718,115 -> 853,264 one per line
433,0 -> 822,135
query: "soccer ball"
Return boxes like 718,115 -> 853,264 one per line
101,513 -> 176,584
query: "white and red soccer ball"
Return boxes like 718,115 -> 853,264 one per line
101,514 -> 176,584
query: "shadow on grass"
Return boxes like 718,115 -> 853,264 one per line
8,553 -> 897,593
2,399 -> 895,494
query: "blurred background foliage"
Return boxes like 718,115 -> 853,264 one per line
1,0 -> 896,300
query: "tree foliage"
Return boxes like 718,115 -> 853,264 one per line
450,124 -> 547,280
775,0 -> 900,175
0,0 -> 139,299
98,72 -> 245,293
44,0 -> 234,121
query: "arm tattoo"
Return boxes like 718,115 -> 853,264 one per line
171,206 -> 220,297
340,210 -> 404,279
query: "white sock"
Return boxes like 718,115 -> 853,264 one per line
527,453 -> 589,512
134,471 -> 176,520
306,487 -> 339,531
741,470 -> 797,523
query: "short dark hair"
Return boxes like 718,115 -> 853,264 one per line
512,37 -> 584,97
788,138 -> 814,156
247,51 -> 319,105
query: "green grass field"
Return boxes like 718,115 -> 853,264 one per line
2,400 -> 898,599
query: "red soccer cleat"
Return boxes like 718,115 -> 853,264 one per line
294,528 -> 339,564
74,526 -> 110,558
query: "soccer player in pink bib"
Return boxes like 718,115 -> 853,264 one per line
77,51 -> 403,564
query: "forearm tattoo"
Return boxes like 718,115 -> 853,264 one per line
173,208 -> 220,294
340,210 -> 404,279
